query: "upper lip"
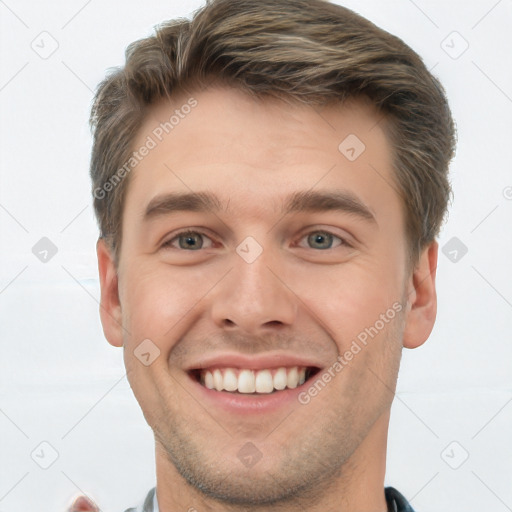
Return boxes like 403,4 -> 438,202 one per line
185,352 -> 324,372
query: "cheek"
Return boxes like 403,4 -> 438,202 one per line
120,261 -> 220,342
300,262 -> 403,345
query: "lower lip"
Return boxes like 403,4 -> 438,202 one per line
187,372 -> 314,415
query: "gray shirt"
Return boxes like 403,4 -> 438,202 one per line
124,487 -> 159,512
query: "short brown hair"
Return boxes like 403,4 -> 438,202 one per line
89,0 -> 456,270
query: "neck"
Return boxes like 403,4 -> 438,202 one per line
155,411 -> 390,512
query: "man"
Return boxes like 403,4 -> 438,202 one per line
83,0 -> 456,510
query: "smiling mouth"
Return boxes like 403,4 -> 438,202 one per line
189,366 -> 321,395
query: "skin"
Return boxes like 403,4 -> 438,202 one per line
96,86 -> 438,512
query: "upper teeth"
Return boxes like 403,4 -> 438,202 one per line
200,367 -> 307,394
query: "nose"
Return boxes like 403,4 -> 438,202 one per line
209,243 -> 298,333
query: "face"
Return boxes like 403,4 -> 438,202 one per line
97,86 -> 437,508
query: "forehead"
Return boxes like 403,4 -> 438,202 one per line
123,86 -> 398,225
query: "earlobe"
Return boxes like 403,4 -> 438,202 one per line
96,238 -> 124,347
402,241 -> 438,349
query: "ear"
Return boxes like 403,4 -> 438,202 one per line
402,241 -> 438,349
96,238 -> 123,347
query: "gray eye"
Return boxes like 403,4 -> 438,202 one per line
307,231 -> 334,250
178,232 -> 204,250
162,229 -> 215,251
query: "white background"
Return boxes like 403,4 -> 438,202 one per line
1,0 -> 511,511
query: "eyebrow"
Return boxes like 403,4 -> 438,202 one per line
143,189 -> 376,224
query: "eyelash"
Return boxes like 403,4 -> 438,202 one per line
161,229 -> 352,251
